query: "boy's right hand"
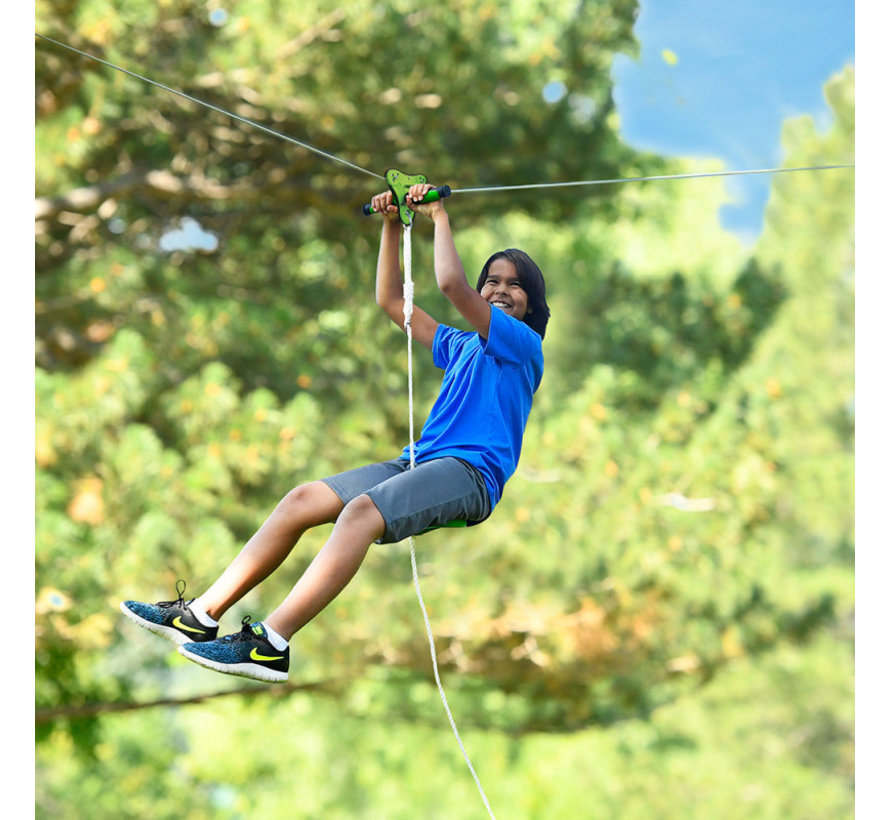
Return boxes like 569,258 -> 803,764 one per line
371,190 -> 401,222
406,183 -> 446,220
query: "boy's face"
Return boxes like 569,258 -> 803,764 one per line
480,259 -> 530,322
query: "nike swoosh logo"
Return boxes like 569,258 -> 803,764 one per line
250,647 -> 284,662
172,616 -> 206,635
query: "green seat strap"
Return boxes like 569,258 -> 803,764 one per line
419,518 -> 468,536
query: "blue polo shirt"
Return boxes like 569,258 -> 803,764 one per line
401,305 -> 544,511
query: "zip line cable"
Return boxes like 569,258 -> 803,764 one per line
450,163 -> 854,194
36,32 -> 853,197
35,33 -> 384,182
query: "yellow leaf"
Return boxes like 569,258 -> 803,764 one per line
36,433 -> 57,468
667,654 -> 700,673
721,625 -> 745,658
82,19 -> 111,45
68,477 -> 105,525
71,613 -> 115,649
765,377 -> 782,398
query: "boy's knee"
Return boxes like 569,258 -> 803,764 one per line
283,482 -> 318,504
279,483 -> 312,513
340,494 -> 386,536
278,481 -> 343,526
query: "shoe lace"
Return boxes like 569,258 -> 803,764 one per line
158,579 -> 188,609
218,615 -> 256,644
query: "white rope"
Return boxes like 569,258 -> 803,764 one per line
402,223 -> 496,820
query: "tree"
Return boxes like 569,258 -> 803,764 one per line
36,0 -> 644,743
35,2 -> 853,815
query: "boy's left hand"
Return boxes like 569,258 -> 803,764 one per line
371,190 -> 401,222
406,183 -> 446,220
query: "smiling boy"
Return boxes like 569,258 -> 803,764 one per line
120,183 -> 550,683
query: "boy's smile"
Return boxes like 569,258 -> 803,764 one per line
480,258 -> 529,321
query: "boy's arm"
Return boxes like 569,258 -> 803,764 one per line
406,184 -> 493,340
373,190 -> 440,350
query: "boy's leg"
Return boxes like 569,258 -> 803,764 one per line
263,493 -> 385,640
193,481 -> 344,621
177,459 -> 489,682
177,493 -> 384,682
257,457 -> 486,641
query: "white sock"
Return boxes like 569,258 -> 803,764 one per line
188,599 -> 219,628
262,622 -> 289,650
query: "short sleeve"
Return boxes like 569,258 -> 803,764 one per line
432,324 -> 466,370
481,304 -> 542,365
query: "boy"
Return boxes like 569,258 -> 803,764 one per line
121,183 -> 550,682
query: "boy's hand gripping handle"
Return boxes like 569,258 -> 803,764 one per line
362,185 -> 451,215
362,168 -> 450,226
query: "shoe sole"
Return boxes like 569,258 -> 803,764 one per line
119,601 -> 195,646
177,644 -> 288,684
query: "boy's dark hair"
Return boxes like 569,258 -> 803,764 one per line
475,249 -> 551,339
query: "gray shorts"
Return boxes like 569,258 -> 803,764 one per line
321,457 -> 491,544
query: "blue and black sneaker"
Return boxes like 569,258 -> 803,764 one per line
120,580 -> 218,646
178,617 -> 289,683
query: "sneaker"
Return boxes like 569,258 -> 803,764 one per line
178,617 -> 289,684
120,580 -> 218,646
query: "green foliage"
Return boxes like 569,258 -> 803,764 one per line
36,634 -> 852,819
35,2 -> 853,816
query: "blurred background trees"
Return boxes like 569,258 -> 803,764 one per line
35,2 -> 853,817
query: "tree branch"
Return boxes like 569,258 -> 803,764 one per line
35,678 -> 342,725
35,169 -> 266,221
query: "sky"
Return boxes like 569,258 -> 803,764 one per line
610,0 -> 855,244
